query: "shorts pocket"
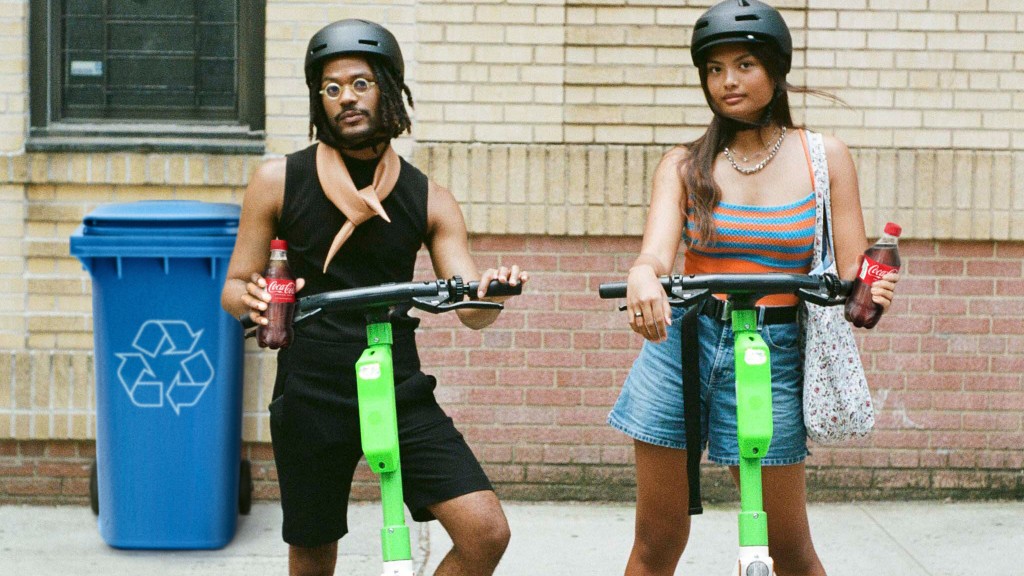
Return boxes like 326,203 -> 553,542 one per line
269,394 -> 285,429
762,322 -> 799,350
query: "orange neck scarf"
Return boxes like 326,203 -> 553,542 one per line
315,143 -> 401,272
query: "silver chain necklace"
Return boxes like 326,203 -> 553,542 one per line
723,125 -> 788,175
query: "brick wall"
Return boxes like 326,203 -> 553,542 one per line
411,143 -> 1024,241
2,0 -> 1023,504
3,235 -> 1023,504
415,0 -> 1024,150
0,0 -> 27,153
415,0 -> 567,143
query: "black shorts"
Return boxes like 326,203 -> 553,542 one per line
269,336 -> 492,548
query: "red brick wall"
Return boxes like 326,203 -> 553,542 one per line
3,236 -> 1022,505
0,440 -> 94,504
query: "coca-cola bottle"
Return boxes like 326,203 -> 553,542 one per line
257,239 -> 296,349
844,222 -> 902,329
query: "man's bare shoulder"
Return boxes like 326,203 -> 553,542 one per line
250,157 -> 287,189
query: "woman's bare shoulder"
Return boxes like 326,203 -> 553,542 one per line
661,145 -> 690,164
819,133 -> 853,161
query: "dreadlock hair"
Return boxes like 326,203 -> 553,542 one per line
681,42 -> 843,247
307,55 -> 415,149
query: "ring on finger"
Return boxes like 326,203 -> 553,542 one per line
634,311 -> 643,317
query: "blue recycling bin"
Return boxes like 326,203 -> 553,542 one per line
70,200 -> 247,549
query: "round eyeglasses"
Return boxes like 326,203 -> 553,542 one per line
319,78 -> 377,100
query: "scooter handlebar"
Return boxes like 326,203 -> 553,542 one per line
466,279 -> 523,299
238,276 -> 523,333
598,273 -> 851,307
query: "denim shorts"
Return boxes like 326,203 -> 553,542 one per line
608,306 -> 809,466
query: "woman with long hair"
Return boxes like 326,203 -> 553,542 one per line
608,2 -> 899,574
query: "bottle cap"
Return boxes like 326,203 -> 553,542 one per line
270,239 -> 288,250
883,222 -> 902,237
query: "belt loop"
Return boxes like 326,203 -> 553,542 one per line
756,306 -> 766,331
718,299 -> 732,322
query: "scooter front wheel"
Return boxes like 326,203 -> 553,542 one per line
739,561 -> 772,576
736,546 -> 775,576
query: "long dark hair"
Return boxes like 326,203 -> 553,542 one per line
681,43 -> 840,247
307,56 -> 415,149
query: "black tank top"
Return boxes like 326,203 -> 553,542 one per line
278,143 -> 429,345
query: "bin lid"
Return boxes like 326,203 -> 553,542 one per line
70,200 -> 241,260
79,200 -> 240,237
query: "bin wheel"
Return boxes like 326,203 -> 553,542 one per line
89,459 -> 99,515
239,459 -> 253,515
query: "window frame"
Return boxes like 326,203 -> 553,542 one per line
28,0 -> 265,154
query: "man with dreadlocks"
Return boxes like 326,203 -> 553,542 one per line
221,19 -> 526,576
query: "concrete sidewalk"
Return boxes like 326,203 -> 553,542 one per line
1,500 -> 1018,575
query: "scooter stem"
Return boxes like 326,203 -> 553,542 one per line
357,319 -> 413,568
731,308 -> 775,574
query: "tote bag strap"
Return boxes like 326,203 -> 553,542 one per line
805,131 -> 836,274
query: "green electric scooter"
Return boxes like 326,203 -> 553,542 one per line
244,276 -> 521,576
599,273 -> 849,576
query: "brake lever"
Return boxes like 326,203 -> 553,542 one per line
239,304 -> 323,340
293,307 -> 322,324
411,298 -> 504,314
797,273 -> 850,307
797,289 -> 845,307
668,286 -> 711,308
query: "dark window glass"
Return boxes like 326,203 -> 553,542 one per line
60,0 -> 239,121
31,0 -> 264,148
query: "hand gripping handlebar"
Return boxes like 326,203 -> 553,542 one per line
239,276 -> 522,335
598,272 -> 851,308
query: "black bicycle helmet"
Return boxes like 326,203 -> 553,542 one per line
690,0 -> 793,74
304,19 -> 404,86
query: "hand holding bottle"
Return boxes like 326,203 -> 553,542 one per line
844,222 -> 902,329
248,239 -> 304,349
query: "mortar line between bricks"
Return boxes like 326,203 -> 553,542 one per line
858,504 -> 936,576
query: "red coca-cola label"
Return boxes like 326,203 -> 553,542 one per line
266,279 -> 296,303
857,256 -> 899,286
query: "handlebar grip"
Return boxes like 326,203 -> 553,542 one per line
467,279 -> 523,299
238,313 -> 257,330
598,282 -> 627,299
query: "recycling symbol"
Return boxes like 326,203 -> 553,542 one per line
115,320 -> 215,414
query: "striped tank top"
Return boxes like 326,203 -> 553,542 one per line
683,133 -> 817,306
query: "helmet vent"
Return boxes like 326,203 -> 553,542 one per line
736,14 -> 761,21
359,39 -> 380,47
310,43 -> 327,55
694,21 -> 709,30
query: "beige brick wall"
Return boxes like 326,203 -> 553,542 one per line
0,0 -> 27,154
1,1 -> 1021,153
0,181 -> 26,351
411,143 -> 656,236
800,0 -> 1023,151
416,143 -> 1024,241
415,0 -> 567,144
1,0 -> 1023,453
0,0 -> 27,351
562,0 -> 1024,149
